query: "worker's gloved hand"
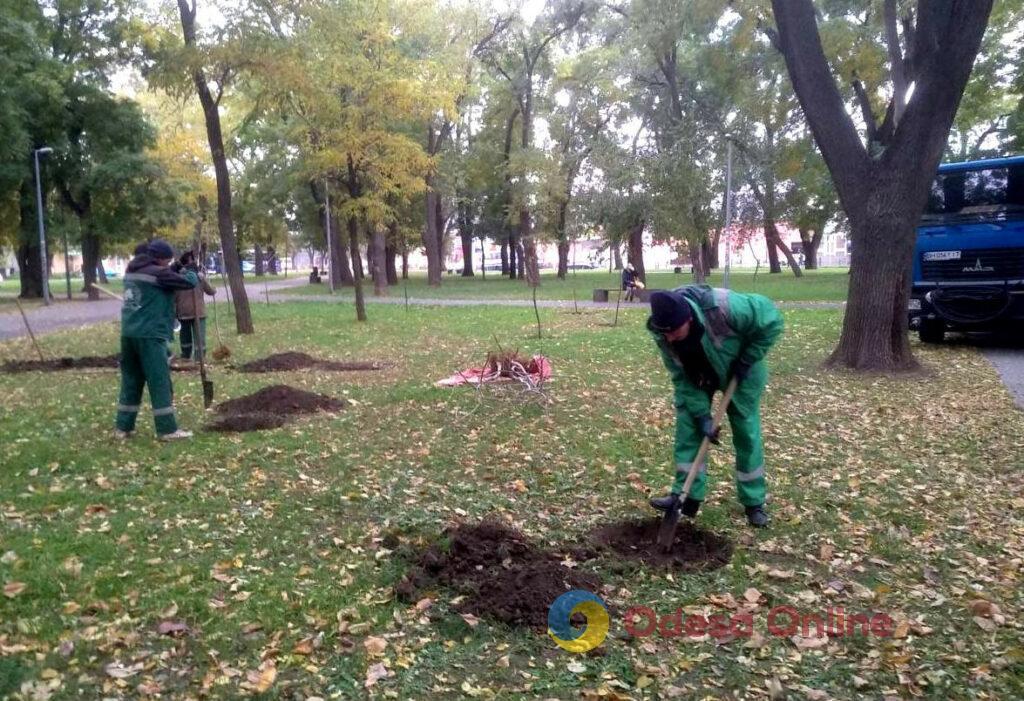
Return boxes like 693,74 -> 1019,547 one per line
730,358 -> 753,383
170,261 -> 183,273
696,414 -> 721,445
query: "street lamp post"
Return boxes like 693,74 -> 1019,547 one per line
34,147 -> 53,305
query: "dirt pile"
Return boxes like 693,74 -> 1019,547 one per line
396,520 -> 601,629
205,384 -> 346,433
1,355 -> 120,373
588,518 -> 733,570
237,352 -> 385,373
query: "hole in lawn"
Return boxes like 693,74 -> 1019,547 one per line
396,519 -> 601,629
587,518 -> 733,571
235,351 -> 388,373
204,384 -> 346,433
1,355 -> 120,373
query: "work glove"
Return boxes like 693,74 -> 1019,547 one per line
170,261 -> 183,273
730,358 -> 753,383
696,414 -> 721,445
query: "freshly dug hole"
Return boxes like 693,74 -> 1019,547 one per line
236,352 -> 386,373
1,355 -> 120,373
588,518 -> 733,570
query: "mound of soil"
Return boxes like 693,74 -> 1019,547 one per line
589,518 -> 733,571
205,384 -> 345,433
237,352 -> 385,373
214,384 -> 346,416
205,413 -> 289,432
1,355 -> 120,373
396,520 -> 601,629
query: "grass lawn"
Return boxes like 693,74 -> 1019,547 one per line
278,268 -> 850,303
1,301 -> 1021,699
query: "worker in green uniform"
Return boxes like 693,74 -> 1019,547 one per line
115,239 -> 198,440
646,286 -> 783,527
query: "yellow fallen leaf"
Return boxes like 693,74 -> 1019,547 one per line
3,581 -> 26,598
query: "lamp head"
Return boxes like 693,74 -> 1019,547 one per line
36,147 -> 53,155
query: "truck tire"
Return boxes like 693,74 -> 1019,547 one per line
918,319 -> 945,344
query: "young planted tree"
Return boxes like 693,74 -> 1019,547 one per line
769,0 -> 994,370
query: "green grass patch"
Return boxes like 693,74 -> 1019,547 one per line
0,300 -> 1021,699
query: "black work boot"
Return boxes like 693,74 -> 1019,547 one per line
650,495 -> 702,517
745,504 -> 769,528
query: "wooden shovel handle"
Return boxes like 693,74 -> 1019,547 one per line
677,377 -> 739,500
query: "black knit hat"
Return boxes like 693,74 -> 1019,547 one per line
649,290 -> 693,332
147,239 -> 174,260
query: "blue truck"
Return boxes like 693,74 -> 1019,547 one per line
908,155 -> 1024,343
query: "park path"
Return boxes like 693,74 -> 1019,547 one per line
0,276 -> 306,342
982,348 -> 1024,410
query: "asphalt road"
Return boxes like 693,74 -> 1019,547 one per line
983,347 -> 1024,410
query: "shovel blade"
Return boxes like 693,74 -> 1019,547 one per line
656,505 -> 681,552
202,380 -> 214,409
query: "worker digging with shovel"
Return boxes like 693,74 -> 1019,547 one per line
114,239 -> 198,441
646,286 -> 783,535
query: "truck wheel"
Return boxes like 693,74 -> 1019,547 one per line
918,319 -> 945,344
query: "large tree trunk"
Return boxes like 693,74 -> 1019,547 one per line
330,212 -> 354,287
767,221 -> 803,277
765,226 -> 782,274
500,238 -> 509,276
401,249 -> 409,279
178,0 -> 253,334
519,209 -> 540,286
254,243 -> 264,276
703,230 -> 720,270
689,245 -> 706,284
515,239 -> 526,280
612,243 -> 622,270
626,221 -> 646,283
16,183 -> 46,299
348,216 -> 367,321
557,239 -> 569,279
771,0 -> 992,371
370,227 -> 387,296
81,228 -> 101,300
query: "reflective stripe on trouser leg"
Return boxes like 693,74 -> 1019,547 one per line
671,409 -> 708,499
139,337 -> 178,435
116,337 -> 144,432
727,401 -> 766,506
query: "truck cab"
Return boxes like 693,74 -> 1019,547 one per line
908,155 -> 1024,342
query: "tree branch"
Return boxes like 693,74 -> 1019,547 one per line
883,0 -> 907,125
851,76 -> 879,144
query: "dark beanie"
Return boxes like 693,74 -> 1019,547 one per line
649,290 -> 693,331
147,239 -> 174,260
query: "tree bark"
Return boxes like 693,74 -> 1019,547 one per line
500,238 -> 509,276
612,243 -> 622,270
81,228 -> 101,300
177,0 -> 253,334
16,182 -> 46,299
423,184 -> 443,285
348,216 -> 367,321
459,203 -> 474,277
515,240 -> 526,280
771,0 -> 993,371
799,226 -> 822,269
557,239 -> 569,279
401,249 -> 409,279
329,212 -> 354,287
254,243 -> 264,276
626,221 -> 646,283
370,226 -> 387,296
385,230 -> 399,286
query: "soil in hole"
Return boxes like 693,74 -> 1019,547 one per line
395,520 -> 601,629
588,518 -> 733,571
1,355 -> 120,373
205,384 -> 345,433
237,352 -> 386,373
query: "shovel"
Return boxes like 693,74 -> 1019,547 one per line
193,285 -> 214,409
656,377 -> 739,552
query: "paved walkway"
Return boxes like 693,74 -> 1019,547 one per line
981,345 -> 1024,410
0,276 -> 306,341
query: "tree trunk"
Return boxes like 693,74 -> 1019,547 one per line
254,243 -> 264,276
423,185 -> 443,285
459,206 -> 474,277
765,227 -> 782,273
827,213 -> 915,370
370,227 -> 387,296
500,238 -> 509,276
385,231 -> 399,286
703,230 -> 720,270
348,216 -> 367,321
557,239 -> 569,279
612,243 -> 622,270
81,228 -> 100,300
507,235 -> 517,278
515,240 -> 526,280
177,0 -> 253,334
767,220 -> 803,277
96,257 -> 108,284
626,221 -> 646,282
401,249 -> 409,279
519,209 -> 540,286
689,245 -> 706,284
16,183 -> 46,299
799,227 -> 822,270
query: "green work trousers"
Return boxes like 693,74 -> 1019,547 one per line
671,387 -> 767,507
179,317 -> 207,361
116,336 -> 178,435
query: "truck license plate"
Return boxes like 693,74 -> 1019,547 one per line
923,250 -> 961,261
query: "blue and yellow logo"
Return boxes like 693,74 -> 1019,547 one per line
548,590 -> 610,653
